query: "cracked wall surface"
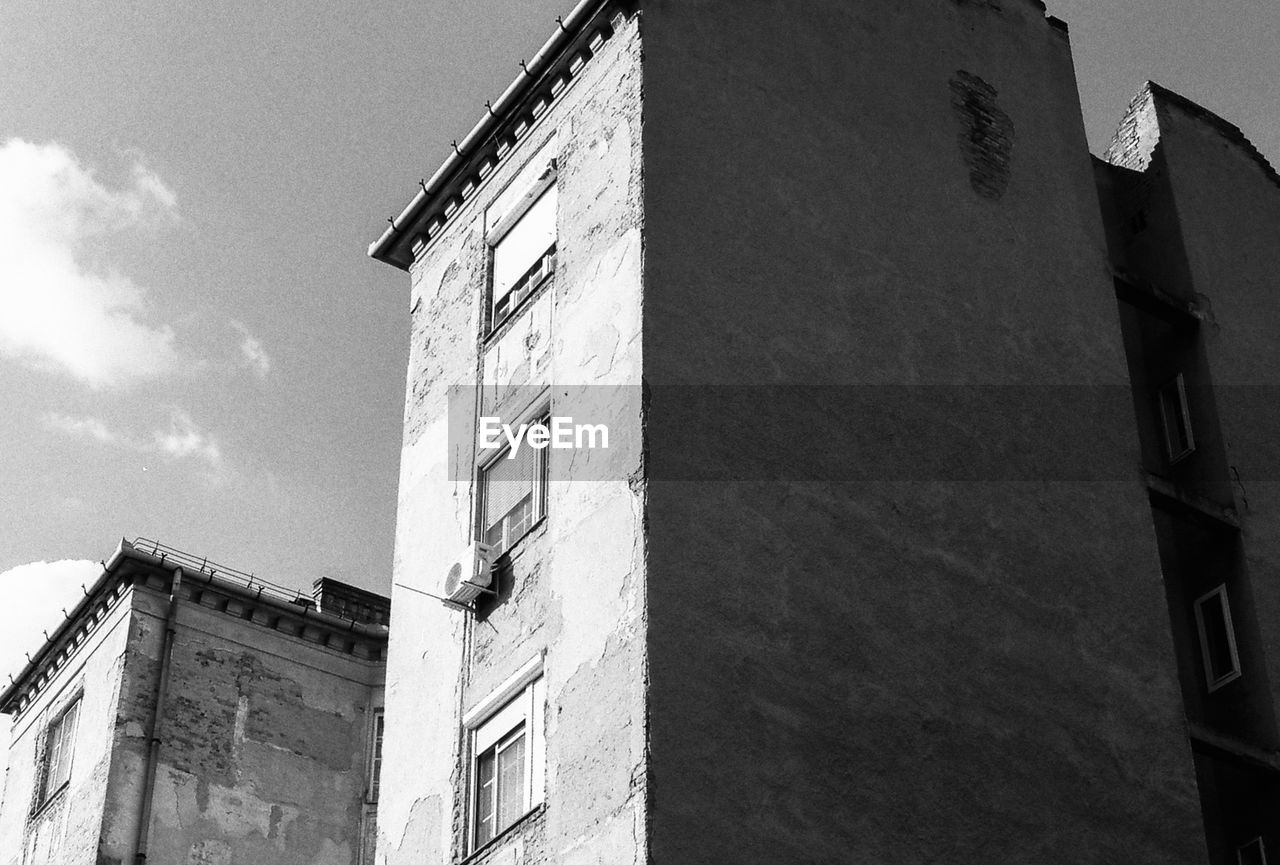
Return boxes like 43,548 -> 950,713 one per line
0,592 -> 131,865
384,10 -> 644,865
640,0 -> 1205,862
95,585 -> 384,865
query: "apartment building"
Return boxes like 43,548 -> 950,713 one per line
368,1 -> 1280,863
0,539 -> 389,865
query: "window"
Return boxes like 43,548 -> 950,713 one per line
488,177 -> 557,329
479,417 -> 548,556
464,658 -> 545,850
368,709 -> 385,803
1158,373 -> 1195,463
36,697 -> 80,807
1194,585 -> 1242,692
1239,838 -> 1268,865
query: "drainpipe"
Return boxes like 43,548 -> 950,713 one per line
133,566 -> 183,865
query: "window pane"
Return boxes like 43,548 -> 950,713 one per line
496,731 -> 526,833
483,439 -> 540,553
371,712 -> 384,801
493,187 -> 556,301
1238,838 -> 1266,865
1159,376 -> 1194,460
42,722 -> 62,801
1199,592 -> 1237,682
475,749 -> 497,846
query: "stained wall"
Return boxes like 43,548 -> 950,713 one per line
0,582 -> 133,865
97,580 -> 385,865
639,1 -> 1205,862
381,8 -> 646,865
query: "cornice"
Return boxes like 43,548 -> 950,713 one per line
2,540 -> 388,718
368,0 -> 635,270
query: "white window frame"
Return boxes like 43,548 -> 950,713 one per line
477,410 -> 550,557
1239,837 -> 1268,865
1194,584 -> 1242,692
1158,373 -> 1196,463
485,158 -> 557,333
463,656 -> 546,851
35,694 -> 81,808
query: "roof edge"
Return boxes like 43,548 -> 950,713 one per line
368,0 -> 628,271
1145,81 -> 1280,191
2,540 -> 389,716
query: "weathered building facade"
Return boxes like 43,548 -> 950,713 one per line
0,539 -> 389,865
369,2 -> 1280,865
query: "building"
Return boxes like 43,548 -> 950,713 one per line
368,1 -> 1280,864
0,538 -> 389,865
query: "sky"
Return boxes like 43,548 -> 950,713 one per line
0,0 -> 1276,710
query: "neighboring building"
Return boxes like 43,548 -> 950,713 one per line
368,2 -> 1280,865
0,538 -> 389,865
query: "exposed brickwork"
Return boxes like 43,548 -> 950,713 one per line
949,70 -> 1015,200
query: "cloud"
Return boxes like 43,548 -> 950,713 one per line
41,412 -> 134,447
42,408 -> 226,481
152,408 -> 223,470
0,559 -> 102,683
0,139 -> 181,389
230,319 -> 272,380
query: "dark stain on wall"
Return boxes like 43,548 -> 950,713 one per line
949,70 -> 1015,200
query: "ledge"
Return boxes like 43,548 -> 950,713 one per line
1113,274 -> 1200,327
1188,720 -> 1280,775
1145,474 -> 1240,530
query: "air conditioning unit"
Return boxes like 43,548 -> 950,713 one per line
442,542 -> 497,607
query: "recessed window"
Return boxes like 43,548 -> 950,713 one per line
479,418 -> 548,557
1239,838 -> 1268,865
36,696 -> 80,808
368,709 -> 385,803
490,183 -> 556,330
1194,584 -> 1242,692
464,659 -> 545,850
1158,373 -> 1196,463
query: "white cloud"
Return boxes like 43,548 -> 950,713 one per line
41,412 -> 135,448
152,408 -> 223,470
230,319 -> 272,380
42,408 -> 227,482
0,559 -> 101,683
0,139 -> 181,389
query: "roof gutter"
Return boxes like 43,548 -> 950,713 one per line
367,0 -> 608,266
0,539 -> 129,712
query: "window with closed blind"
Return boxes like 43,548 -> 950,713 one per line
490,184 -> 556,328
486,150 -> 557,334
479,419 -> 548,556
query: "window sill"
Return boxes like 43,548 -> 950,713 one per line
462,804 -> 545,864
27,781 -> 69,822
499,516 -> 547,566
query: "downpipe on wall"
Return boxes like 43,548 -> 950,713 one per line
133,566 -> 183,865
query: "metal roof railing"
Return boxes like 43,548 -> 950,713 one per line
131,537 -> 315,609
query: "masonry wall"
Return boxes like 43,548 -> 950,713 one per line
381,10 -> 645,865
97,583 -> 384,865
0,586 -> 131,865
1099,84 -> 1280,860
1134,94 -> 1280,698
639,1 -> 1204,862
